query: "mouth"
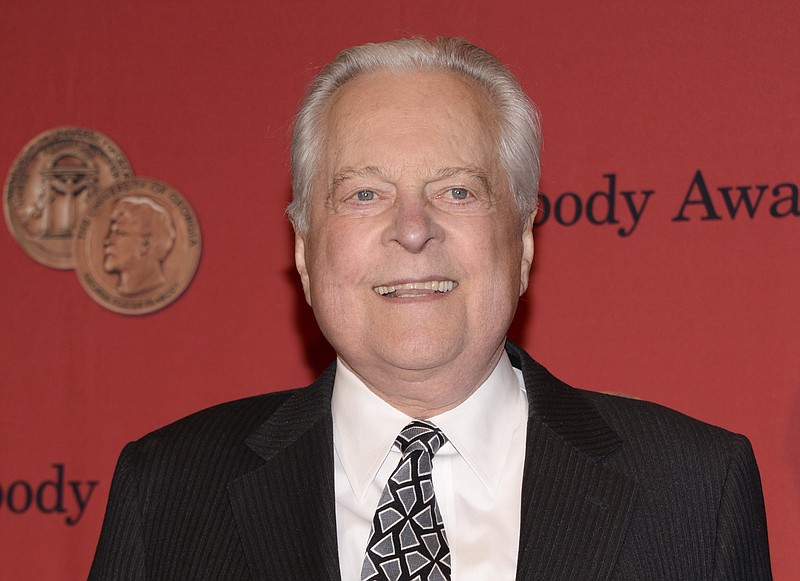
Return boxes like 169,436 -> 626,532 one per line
373,280 -> 457,298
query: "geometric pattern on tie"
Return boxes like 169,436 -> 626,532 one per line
361,421 -> 451,581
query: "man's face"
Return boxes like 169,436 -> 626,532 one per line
103,209 -> 142,273
296,69 -> 534,399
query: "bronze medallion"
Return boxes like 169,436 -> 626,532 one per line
73,177 -> 201,315
3,127 -> 133,269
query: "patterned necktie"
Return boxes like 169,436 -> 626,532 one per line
361,421 -> 451,581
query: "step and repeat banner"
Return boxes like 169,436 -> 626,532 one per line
2,1 -> 798,579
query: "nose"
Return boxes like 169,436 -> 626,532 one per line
382,192 -> 444,253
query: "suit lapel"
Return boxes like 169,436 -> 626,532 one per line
227,344 -> 636,580
228,366 -> 341,581
508,343 -> 638,580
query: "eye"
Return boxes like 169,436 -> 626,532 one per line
355,189 -> 376,201
449,187 -> 470,200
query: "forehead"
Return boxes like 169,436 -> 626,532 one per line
111,205 -> 141,225
111,206 -> 129,220
330,67 -> 490,111
321,69 -> 498,175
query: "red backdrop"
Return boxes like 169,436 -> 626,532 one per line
2,1 -> 798,578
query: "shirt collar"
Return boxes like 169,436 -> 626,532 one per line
332,350 -> 526,501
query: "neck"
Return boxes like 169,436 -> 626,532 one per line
339,342 -> 506,419
119,264 -> 165,296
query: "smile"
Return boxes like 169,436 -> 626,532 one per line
373,280 -> 457,298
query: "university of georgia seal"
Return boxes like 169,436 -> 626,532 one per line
4,127 -> 133,269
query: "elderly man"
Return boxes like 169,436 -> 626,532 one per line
90,38 -> 771,580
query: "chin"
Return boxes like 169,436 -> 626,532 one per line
373,335 -> 465,371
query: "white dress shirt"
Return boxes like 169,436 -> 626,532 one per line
332,351 -> 529,580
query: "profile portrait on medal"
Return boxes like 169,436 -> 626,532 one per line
72,176 -> 201,315
102,195 -> 177,296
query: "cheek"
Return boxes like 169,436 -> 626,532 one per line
306,229 -> 366,305
117,239 -> 133,255
472,223 -> 525,303
303,233 -> 376,352
471,215 -> 522,266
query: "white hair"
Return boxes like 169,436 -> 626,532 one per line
287,37 -> 542,234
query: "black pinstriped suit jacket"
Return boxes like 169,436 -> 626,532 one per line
90,342 -> 771,579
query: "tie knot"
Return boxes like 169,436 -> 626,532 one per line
397,420 -> 447,457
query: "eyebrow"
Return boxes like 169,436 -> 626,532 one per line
328,165 -> 493,196
430,166 -> 493,193
327,166 -> 390,199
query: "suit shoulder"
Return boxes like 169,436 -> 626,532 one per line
579,388 -> 754,483
584,388 -> 739,442
126,387 -> 302,466
510,341 -> 749,462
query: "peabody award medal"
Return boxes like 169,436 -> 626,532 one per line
3,127 -> 133,269
73,177 -> 201,315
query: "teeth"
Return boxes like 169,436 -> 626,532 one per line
373,280 -> 456,296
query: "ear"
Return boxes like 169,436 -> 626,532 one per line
139,235 -> 151,257
294,233 -> 313,306
518,208 -> 536,296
